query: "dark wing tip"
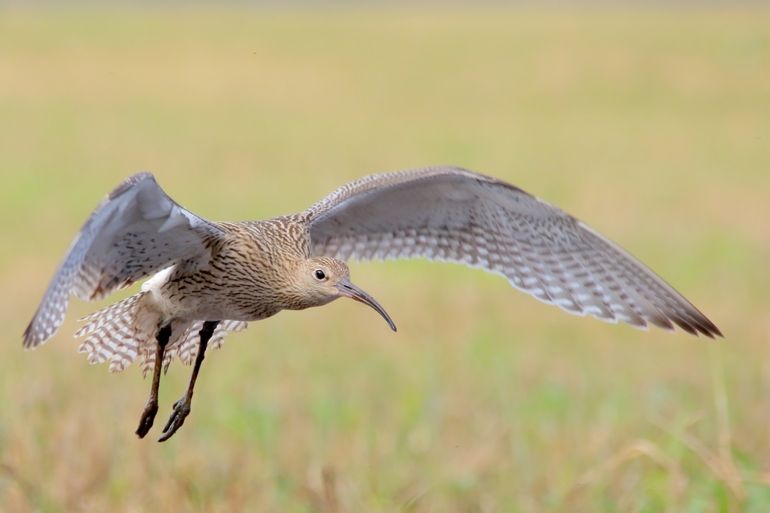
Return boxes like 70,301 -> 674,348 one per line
697,317 -> 723,339
692,315 -> 723,339
667,310 -> 723,339
686,307 -> 723,339
22,321 -> 41,349
576,221 -> 723,340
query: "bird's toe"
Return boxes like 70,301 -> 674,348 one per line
135,400 -> 159,438
158,397 -> 191,442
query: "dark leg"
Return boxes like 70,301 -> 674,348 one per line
135,324 -> 172,438
158,320 -> 219,442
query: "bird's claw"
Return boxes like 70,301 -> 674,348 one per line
158,396 -> 191,442
135,399 -> 158,438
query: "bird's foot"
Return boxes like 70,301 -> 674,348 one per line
135,399 -> 158,438
158,396 -> 191,442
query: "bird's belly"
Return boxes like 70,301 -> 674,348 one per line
193,298 -> 280,322
167,286 -> 281,323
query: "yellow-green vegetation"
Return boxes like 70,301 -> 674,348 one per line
1,6 -> 768,512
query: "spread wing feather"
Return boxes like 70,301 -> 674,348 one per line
305,166 -> 721,337
24,172 -> 225,347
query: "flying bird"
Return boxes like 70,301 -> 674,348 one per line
23,167 -> 721,441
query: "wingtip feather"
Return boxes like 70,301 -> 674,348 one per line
22,320 -> 46,349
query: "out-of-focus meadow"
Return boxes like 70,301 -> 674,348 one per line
1,6 -> 769,512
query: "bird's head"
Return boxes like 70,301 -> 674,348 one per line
292,256 -> 397,332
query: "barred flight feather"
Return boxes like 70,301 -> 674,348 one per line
24,172 -> 223,348
306,166 -> 721,338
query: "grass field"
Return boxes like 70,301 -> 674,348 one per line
1,6 -> 769,512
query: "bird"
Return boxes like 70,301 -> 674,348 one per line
23,166 -> 721,441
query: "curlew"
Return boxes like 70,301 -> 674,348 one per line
23,167 -> 721,441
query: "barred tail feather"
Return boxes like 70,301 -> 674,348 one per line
76,293 -> 249,375
75,292 -> 151,372
139,320 -> 248,377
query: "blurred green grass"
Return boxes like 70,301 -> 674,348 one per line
1,6 -> 769,512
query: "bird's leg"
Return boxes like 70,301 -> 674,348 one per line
135,324 -> 172,438
158,320 -> 219,442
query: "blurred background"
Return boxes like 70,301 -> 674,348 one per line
1,3 -> 768,512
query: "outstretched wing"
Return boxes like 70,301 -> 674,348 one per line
24,172 -> 226,348
304,166 -> 721,337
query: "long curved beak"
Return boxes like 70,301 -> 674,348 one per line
337,278 -> 397,332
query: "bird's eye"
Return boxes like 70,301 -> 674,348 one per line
314,269 -> 327,281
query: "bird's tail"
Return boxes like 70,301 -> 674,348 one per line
138,319 -> 248,377
75,292 -> 248,374
75,292 -> 152,373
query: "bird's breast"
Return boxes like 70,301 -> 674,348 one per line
159,235 -> 294,322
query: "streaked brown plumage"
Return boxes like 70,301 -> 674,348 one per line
23,167 -> 721,441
